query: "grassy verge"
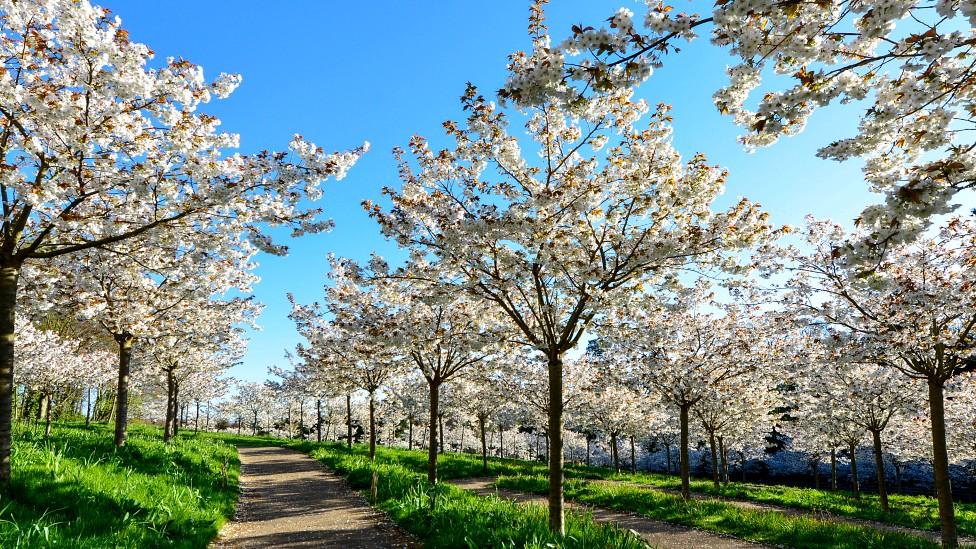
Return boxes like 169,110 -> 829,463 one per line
277,440 -> 647,548
594,469 -> 976,536
2,422 -> 239,548
497,474 -> 940,549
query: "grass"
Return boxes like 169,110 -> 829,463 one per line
591,469 -> 976,537
497,474 -> 942,549
268,439 -> 649,548
1,422 -> 239,548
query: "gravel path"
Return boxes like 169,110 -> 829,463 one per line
594,479 -> 976,547
449,477 -> 766,549
211,446 -> 417,549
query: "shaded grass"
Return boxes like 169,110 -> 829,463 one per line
497,474 -> 940,549
1,422 -> 239,548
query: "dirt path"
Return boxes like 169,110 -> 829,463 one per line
449,477 -> 767,549
212,447 -> 417,549
594,479 -> 976,547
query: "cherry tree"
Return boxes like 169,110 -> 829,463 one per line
781,216 -> 976,546
503,0 -> 976,254
0,0 -> 366,483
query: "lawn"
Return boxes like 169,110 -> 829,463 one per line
1,422 -> 239,548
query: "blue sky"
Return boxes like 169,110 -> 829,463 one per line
103,1 -> 906,382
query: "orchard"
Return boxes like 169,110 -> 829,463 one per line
1,1 -> 974,548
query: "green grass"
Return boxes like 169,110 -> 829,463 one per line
264,439 -> 648,548
592,469 -> 976,536
1,422 -> 239,548
497,474 -> 941,549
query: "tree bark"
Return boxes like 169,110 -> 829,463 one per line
346,393 -> 353,449
849,442 -> 860,500
478,413 -> 488,474
870,428 -> 889,513
85,387 -> 92,426
408,420 -> 413,450
427,379 -> 440,483
0,265 -> 18,486
630,436 -> 637,474
679,402 -> 691,500
499,427 -> 504,458
585,437 -> 591,467
831,448 -> 838,490
547,352 -> 565,534
718,436 -> 729,484
164,369 -> 175,442
113,332 -> 134,447
194,401 -> 200,433
928,378 -> 958,548
43,394 -> 52,438
610,432 -> 619,473
368,390 -> 376,460
708,430 -> 720,488
316,399 -> 322,442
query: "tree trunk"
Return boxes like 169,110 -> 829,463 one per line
85,387 -> 92,426
718,436 -> 729,484
679,402 -> 691,500
194,401 -> 200,433
831,448 -> 838,490
346,393 -> 353,449
928,378 -> 958,548
427,379 -> 440,483
708,430 -> 719,488
870,428 -> 889,513
205,400 -> 211,431
252,410 -> 258,436
547,352 -> 565,534
664,441 -> 672,475
164,369 -> 175,442
113,332 -> 134,447
611,432 -> 619,473
478,413 -> 488,474
849,442 -> 860,500
368,390 -> 377,459
43,394 -> 52,438
316,399 -> 322,443
408,420 -> 413,450
630,436 -> 637,474
499,427 -> 504,458
586,437 -> 591,467
0,265 -> 18,486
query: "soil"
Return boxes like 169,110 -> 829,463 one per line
211,446 -> 418,549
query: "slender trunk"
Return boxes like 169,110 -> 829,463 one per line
718,436 -> 729,484
427,379 -> 440,483
894,460 -> 902,494
0,265 -> 18,486
368,390 -> 376,460
547,352 -> 565,534
630,436 -> 637,474
679,402 -> 691,500
831,448 -> 838,490
299,401 -> 304,440
664,441 -> 672,475
237,415 -> 241,435
346,393 -> 352,449
163,369 -> 175,443
316,399 -> 322,442
113,333 -> 134,447
205,400 -> 211,430
929,378 -> 958,548
252,410 -> 258,436
708,430 -> 719,488
43,394 -> 52,438
194,401 -> 200,433
459,422 -> 465,453
408,420 -> 413,450
849,442 -> 860,500
611,432 -> 619,473
478,413 -> 488,474
85,387 -> 92,426
585,437 -> 591,467
870,428 -> 889,513
499,427 -> 504,458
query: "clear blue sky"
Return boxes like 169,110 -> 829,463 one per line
102,1 -> 913,382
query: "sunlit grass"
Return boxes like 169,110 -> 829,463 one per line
2,422 -> 238,548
